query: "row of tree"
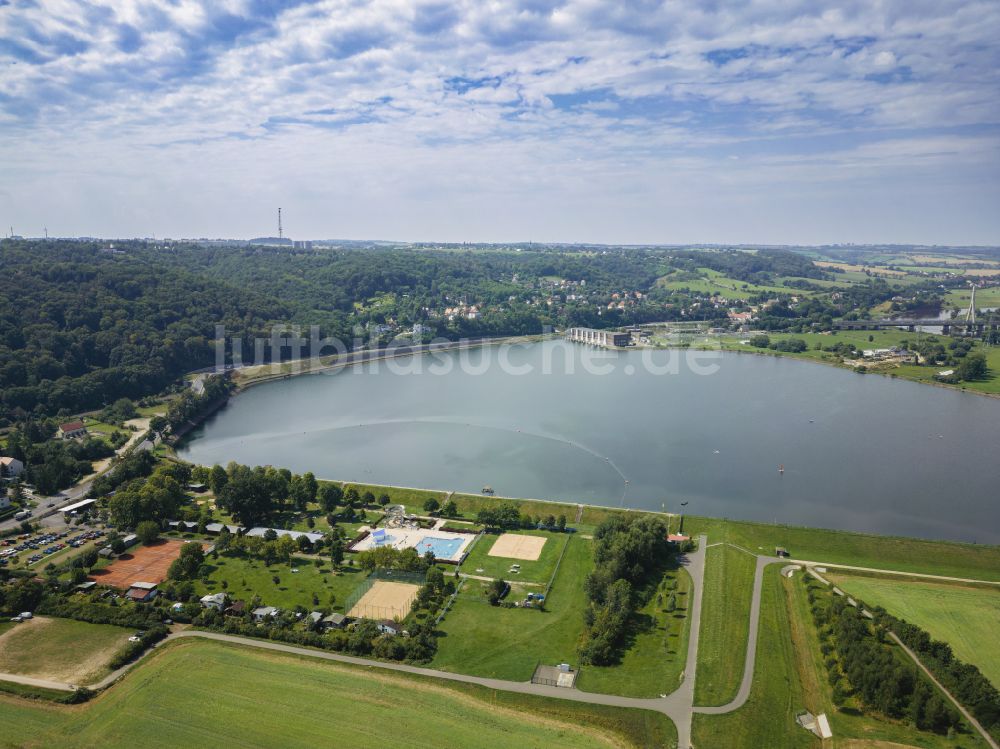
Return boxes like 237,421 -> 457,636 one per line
578,515 -> 671,665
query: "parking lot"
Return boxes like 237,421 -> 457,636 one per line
0,528 -> 105,567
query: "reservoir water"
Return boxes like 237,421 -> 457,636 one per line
178,341 -> 1000,543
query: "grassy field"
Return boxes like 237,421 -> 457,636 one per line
0,639 -> 676,748
685,516 -> 1000,582
714,329 -> 1000,396
694,544 -> 756,706
432,534 -> 590,681
194,552 -> 370,613
577,566 -> 692,698
459,530 -> 567,584
828,573 -> 1000,690
0,617 -> 132,685
691,570 -> 815,748
788,572 -> 984,748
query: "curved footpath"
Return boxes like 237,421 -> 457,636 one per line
0,539 -> 774,749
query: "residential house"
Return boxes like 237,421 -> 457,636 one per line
252,606 -> 280,622
321,613 -> 347,631
377,620 -> 400,635
0,457 -> 24,479
224,600 -> 247,617
58,421 -> 87,439
200,593 -> 227,611
125,582 -> 158,602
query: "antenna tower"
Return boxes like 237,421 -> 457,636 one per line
278,207 -> 283,239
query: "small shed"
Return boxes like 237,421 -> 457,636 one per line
321,613 -> 347,630
775,547 -> 790,558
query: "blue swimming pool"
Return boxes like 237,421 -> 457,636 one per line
415,536 -> 466,560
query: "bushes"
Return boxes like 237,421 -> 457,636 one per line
35,597 -> 164,629
107,625 -> 168,670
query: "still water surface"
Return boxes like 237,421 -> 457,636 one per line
179,342 -> 1000,543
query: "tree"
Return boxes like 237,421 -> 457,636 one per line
665,593 -> 677,613
319,484 -> 343,512
441,499 -> 457,516
135,520 -> 160,545
330,540 -> 344,567
110,537 -> 127,555
957,352 -> 987,381
423,498 -> 440,513
556,514 -> 567,532
168,543 -> 205,580
749,334 -> 770,348
378,493 -> 390,506
209,464 -> 228,494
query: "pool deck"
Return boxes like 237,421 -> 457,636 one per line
349,527 -> 476,562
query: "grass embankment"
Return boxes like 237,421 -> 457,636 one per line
692,570 -> 982,748
0,639 -> 676,748
788,572 -> 988,748
0,617 -> 132,685
828,573 -> 1000,690
577,566 -> 692,698
433,535 -> 590,680
194,553 -> 369,613
686,516 -> 1000,582
459,530 -> 566,584
694,545 -> 756,706
691,570 -> 814,748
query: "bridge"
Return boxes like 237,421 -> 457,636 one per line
833,318 -> 998,333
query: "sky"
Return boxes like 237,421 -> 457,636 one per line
1,0 -> 999,245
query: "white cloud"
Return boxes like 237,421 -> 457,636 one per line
0,0 -> 997,243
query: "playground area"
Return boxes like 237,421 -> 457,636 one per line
350,526 -> 475,563
346,580 -> 420,621
90,539 -> 191,589
488,533 -> 547,561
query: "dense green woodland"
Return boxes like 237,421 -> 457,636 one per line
0,239 -> 959,425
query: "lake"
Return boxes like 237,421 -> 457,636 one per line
178,341 -> 1000,543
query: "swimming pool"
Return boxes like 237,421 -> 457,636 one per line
415,536 -> 466,560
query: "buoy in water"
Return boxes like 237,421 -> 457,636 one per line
779,464 -> 785,474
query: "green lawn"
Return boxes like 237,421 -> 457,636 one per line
828,573 -> 1000,690
0,617 -> 132,685
691,570 -> 815,748
577,566 -> 692,698
685,516 -> 1000,582
432,534 -> 590,681
459,530 -> 567,584
694,544 -> 756,705
789,573 -> 986,748
342,482 -> 447,511
195,552 -> 369,613
0,639 -> 674,748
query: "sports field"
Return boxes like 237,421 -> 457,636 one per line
347,580 -> 419,621
460,529 -> 565,583
488,533 -> 547,561
0,617 -> 132,685
0,640 -> 660,748
829,573 -> 1000,689
90,540 -> 191,589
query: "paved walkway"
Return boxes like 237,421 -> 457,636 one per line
794,559 -> 1000,587
694,554 -> 779,716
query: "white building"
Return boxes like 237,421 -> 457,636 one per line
0,457 -> 24,479
200,593 -> 227,611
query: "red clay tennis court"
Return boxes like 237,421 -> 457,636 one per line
90,539 -> 192,589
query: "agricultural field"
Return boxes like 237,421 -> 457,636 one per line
432,534 -> 590,680
577,566 -> 692,698
0,639 -> 674,748
694,544 -> 756,705
460,529 -> 568,584
0,617 -> 132,685
828,573 -> 1000,690
193,552 -> 369,612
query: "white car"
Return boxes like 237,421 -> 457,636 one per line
10,616 -> 22,623
19,612 -> 32,620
